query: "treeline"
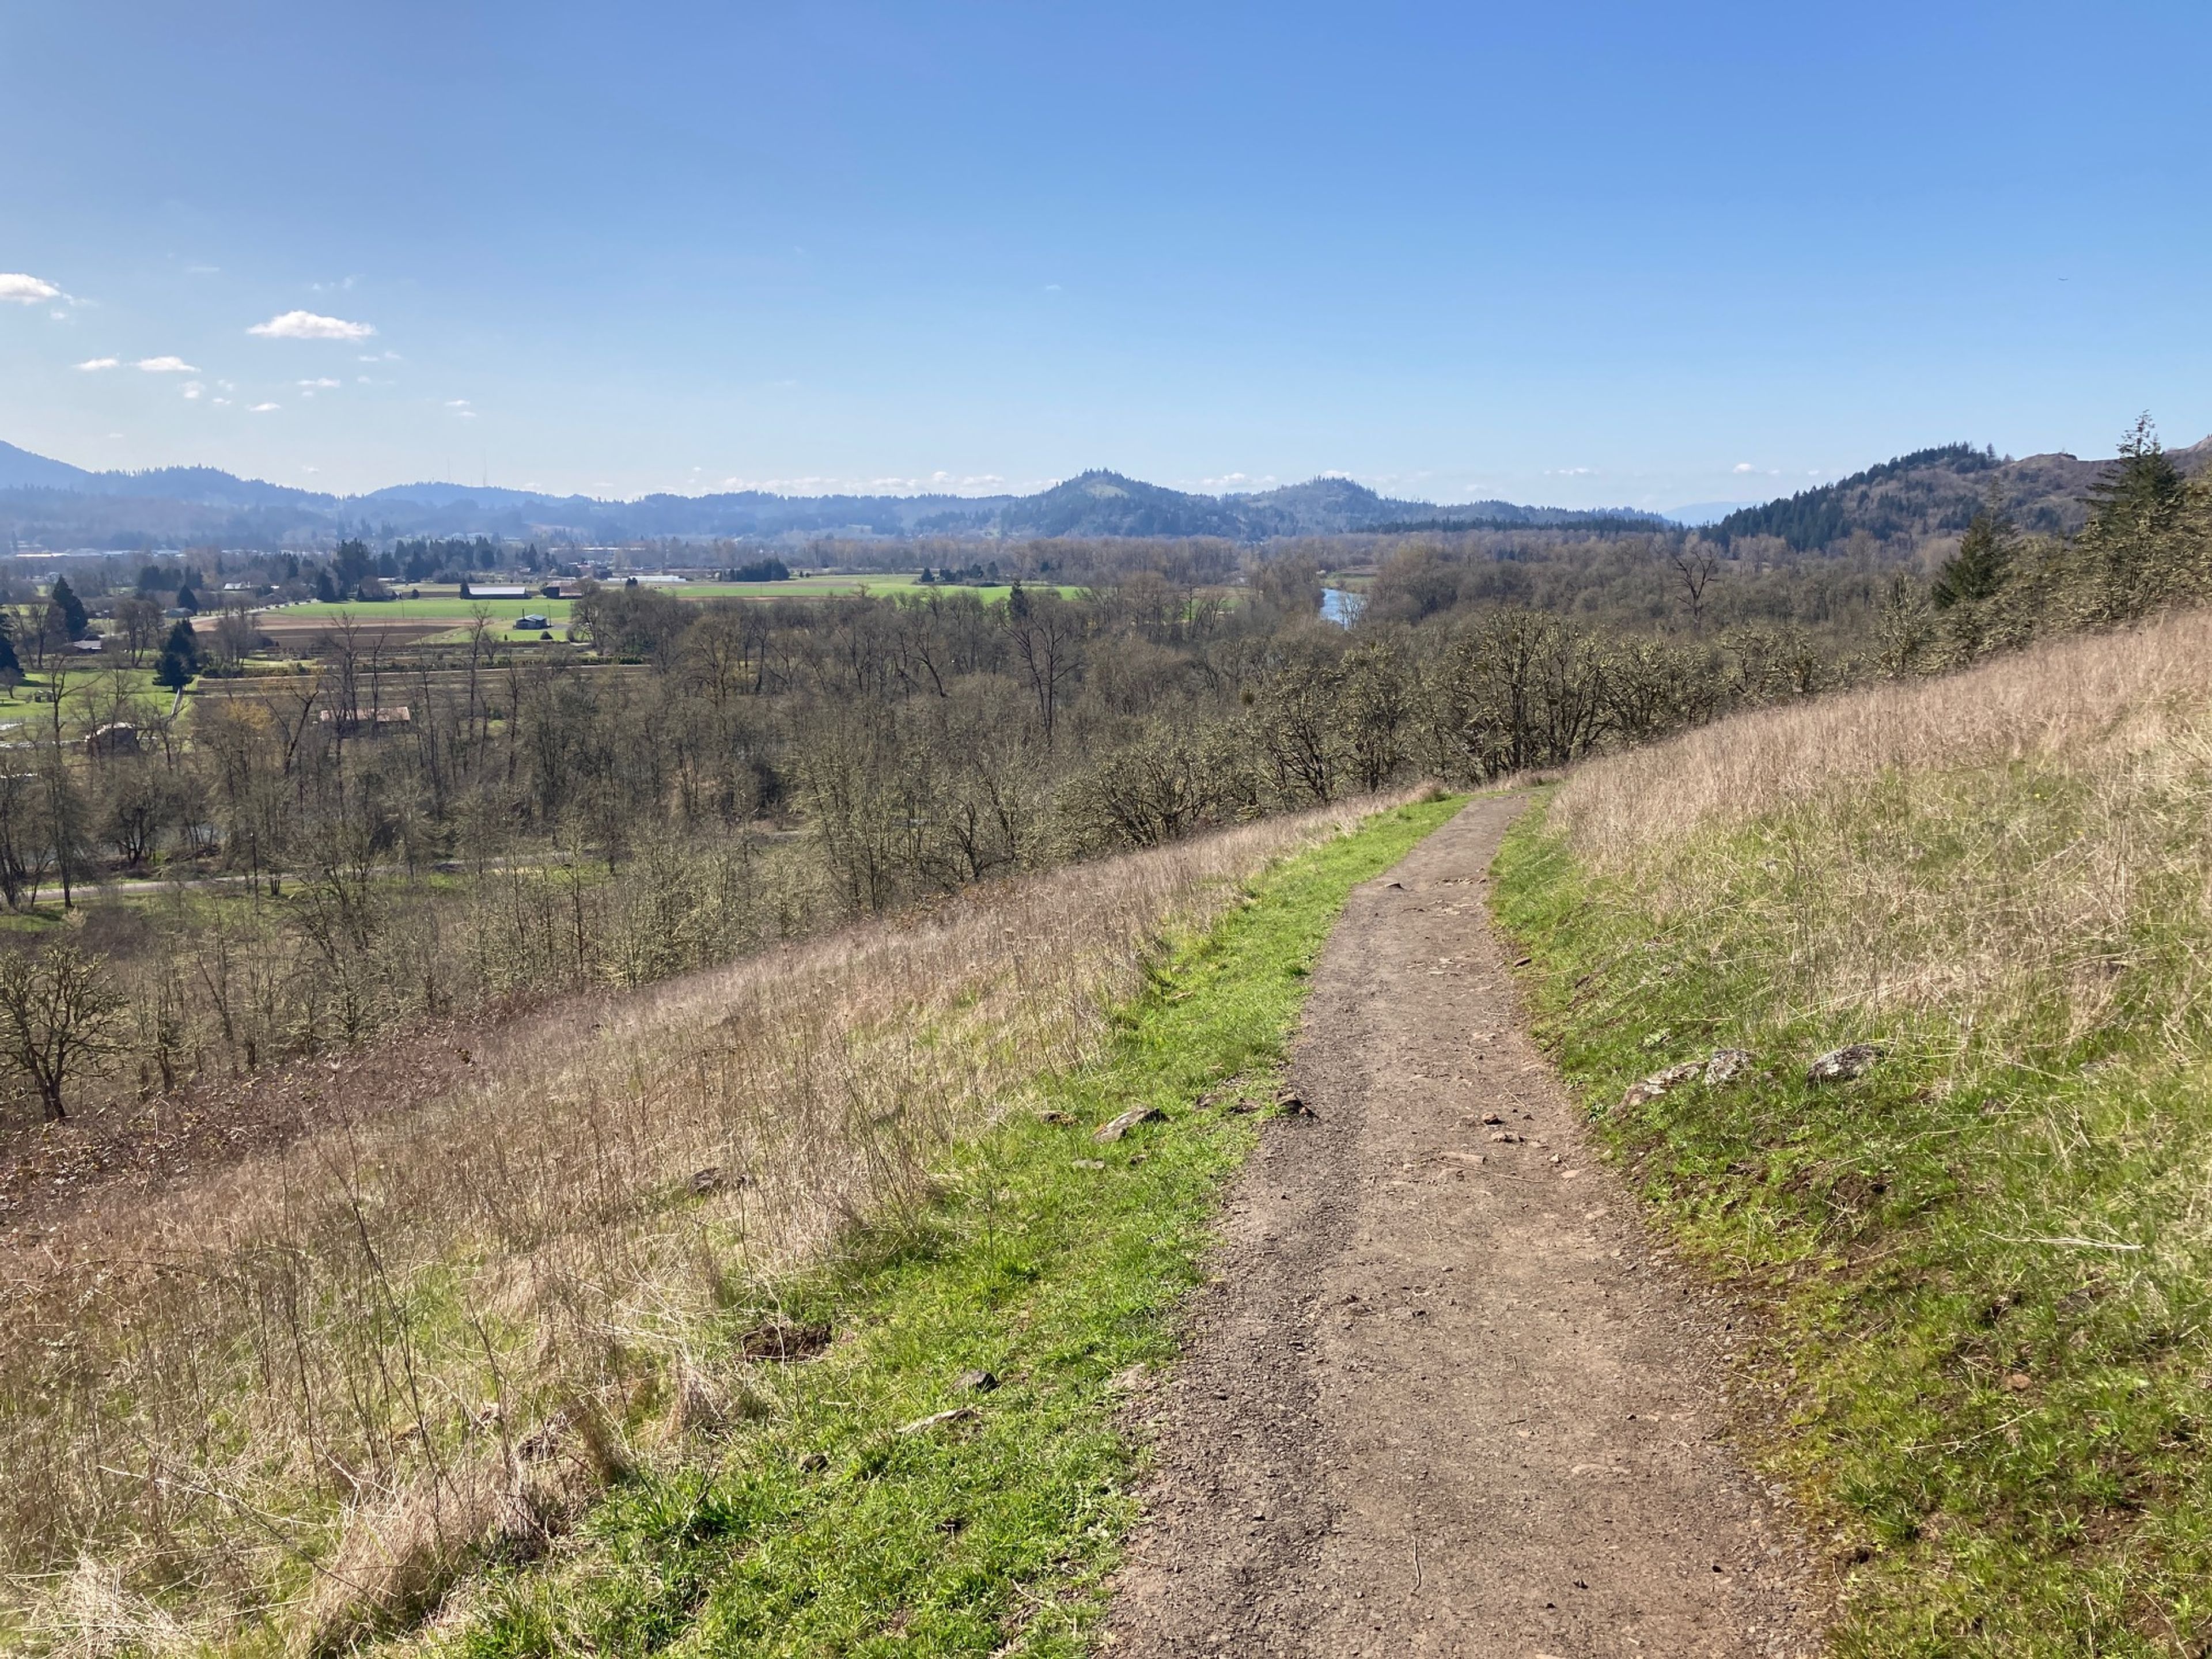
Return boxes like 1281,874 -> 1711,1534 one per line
1882,418 -> 2212,671
5,562 -> 1849,1123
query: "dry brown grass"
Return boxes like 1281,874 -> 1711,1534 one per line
1,794 -> 1411,1650
1548,609 -> 2212,1056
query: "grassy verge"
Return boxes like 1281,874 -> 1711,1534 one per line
1494,790 -> 2212,1657
388,796 -> 1458,1659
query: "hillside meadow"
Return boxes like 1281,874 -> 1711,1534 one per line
1497,608 -> 2212,1654
1,790 -> 1440,1655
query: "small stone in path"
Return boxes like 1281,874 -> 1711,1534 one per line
1094,1105 -> 1165,1142
1806,1043 -> 1885,1085
1480,1112 -> 1505,1125
1703,1048 -> 1757,1087
898,1406 -> 979,1435
1274,1094 -> 1313,1117
1619,1061 -> 1703,1112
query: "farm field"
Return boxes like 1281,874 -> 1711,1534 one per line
0,663 -> 168,725
250,575 -> 1085,645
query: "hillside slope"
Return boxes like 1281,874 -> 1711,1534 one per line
1711,438 -> 2212,550
0,794 -> 1439,1654
1496,611 -> 2212,1652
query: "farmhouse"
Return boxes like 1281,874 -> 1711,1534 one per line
316,706 -> 413,736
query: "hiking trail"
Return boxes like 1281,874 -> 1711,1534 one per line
1108,793 -> 1821,1658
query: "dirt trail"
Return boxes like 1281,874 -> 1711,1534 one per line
1108,794 -> 1821,1658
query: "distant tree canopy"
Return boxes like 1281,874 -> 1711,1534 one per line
724,558 -> 791,582
45,577 -> 88,642
153,619 -> 200,690
1711,444 -> 1999,551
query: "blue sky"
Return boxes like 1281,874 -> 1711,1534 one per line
2,1 -> 2207,508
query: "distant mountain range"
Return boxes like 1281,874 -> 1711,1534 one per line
0,444 -> 1669,547
9,436 -> 2196,552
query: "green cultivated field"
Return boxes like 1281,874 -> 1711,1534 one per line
256,577 -> 1085,643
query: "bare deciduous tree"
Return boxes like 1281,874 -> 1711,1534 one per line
0,941 -> 126,1120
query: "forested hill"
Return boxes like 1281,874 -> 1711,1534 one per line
1710,438 -> 2212,551
0,444 -> 1658,547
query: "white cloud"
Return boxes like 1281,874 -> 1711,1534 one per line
74,357 -> 119,372
299,377 -> 340,388
0,273 -> 63,305
249,402 -> 280,412
445,397 -> 471,406
136,355 -> 198,373
181,381 -> 204,400
1732,462 -> 1756,474
213,397 -> 232,407
248,309 -> 374,340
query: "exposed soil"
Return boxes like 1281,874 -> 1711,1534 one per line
1108,794 -> 1824,1657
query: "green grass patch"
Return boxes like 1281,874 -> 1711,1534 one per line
400,796 -> 1459,1659
1493,791 -> 2212,1656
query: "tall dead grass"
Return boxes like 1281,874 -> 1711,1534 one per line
1549,609 -> 2212,1055
1,793 -> 1412,1651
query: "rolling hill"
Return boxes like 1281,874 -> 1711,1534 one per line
1708,437 -> 2212,551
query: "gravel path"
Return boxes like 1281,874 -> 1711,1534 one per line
1106,793 -> 1823,1658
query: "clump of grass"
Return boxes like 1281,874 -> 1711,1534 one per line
1,791 -> 1436,1653
1495,611 -> 2212,1654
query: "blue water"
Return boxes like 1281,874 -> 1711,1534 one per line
1320,587 -> 1367,626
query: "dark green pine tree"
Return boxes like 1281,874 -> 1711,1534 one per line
153,619 -> 202,691
2085,413 -> 2187,540
46,575 -> 89,641
1933,486 -> 2018,609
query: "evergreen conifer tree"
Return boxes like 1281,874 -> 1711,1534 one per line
153,619 -> 200,691
1933,486 -> 2018,609
46,577 -> 89,641
2085,414 -> 2187,539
